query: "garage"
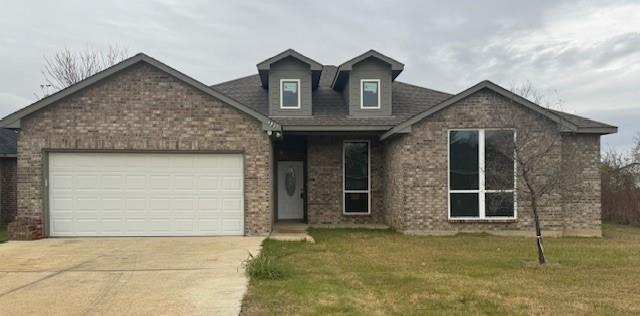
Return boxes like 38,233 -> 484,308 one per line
48,152 -> 244,236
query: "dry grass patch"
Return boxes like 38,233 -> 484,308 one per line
241,225 -> 640,315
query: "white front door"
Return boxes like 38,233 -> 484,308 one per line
277,161 -> 304,220
48,152 -> 244,236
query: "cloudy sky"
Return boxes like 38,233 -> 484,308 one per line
1,0 -> 638,152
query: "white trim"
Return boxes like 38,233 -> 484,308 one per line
279,79 -> 301,109
360,79 -> 381,109
342,140 -> 371,215
447,128 -> 517,221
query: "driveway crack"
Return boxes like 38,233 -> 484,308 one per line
0,257 -> 98,298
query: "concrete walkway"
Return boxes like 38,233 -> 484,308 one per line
0,236 -> 263,316
269,223 -> 314,243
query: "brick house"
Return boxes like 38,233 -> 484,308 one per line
0,49 -> 616,240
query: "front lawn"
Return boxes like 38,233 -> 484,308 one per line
0,226 -> 7,244
242,225 -> 640,315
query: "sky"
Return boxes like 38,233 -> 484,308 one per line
1,0 -> 638,153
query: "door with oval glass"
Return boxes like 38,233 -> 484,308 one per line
277,161 -> 304,220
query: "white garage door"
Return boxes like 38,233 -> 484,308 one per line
48,152 -> 244,236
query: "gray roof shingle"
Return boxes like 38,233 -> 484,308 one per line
211,66 -> 615,132
212,65 -> 451,127
549,109 -> 617,130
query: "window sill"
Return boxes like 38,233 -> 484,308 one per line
448,218 -> 517,223
343,212 -> 372,216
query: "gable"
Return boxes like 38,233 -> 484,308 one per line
18,62 -> 276,139
381,81 -> 617,140
256,49 -> 322,89
267,57 -> 313,116
0,53 -> 279,131
416,88 -> 560,133
332,49 -> 404,90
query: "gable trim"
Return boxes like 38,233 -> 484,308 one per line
256,49 -> 323,89
332,49 -> 404,90
381,80 -> 584,140
0,53 -> 281,131
256,48 -> 323,71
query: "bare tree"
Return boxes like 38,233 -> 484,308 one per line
484,83 -> 583,264
633,133 -> 640,163
601,148 -> 640,225
510,80 -> 564,110
40,45 -> 128,96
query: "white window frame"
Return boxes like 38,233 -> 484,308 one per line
343,140 -> 371,215
360,79 -> 381,109
280,79 -> 301,109
447,128 -> 517,221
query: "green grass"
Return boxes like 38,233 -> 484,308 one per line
0,226 -> 7,244
244,251 -> 288,280
241,224 -> 640,316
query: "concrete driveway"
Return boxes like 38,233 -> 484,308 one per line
0,236 -> 263,316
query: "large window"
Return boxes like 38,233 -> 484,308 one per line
280,79 -> 300,109
449,129 -> 516,219
360,79 -> 380,109
343,141 -> 370,214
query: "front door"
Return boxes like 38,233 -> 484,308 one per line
277,161 -> 304,220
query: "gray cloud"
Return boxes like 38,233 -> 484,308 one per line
0,0 -> 638,152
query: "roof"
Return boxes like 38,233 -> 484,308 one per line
332,49 -> 405,90
1,51 -> 616,139
0,53 -> 280,131
0,128 -> 17,157
381,80 -> 618,140
257,49 -> 323,89
212,65 -> 451,131
548,109 -> 618,131
213,70 -> 616,135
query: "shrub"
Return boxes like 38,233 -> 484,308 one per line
243,252 -> 287,280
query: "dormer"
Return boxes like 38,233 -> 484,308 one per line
257,49 -> 322,116
331,50 -> 404,116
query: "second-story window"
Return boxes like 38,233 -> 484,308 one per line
280,79 -> 300,109
361,79 -> 380,109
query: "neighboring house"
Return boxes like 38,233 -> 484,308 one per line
0,128 -> 17,227
620,163 -> 640,187
0,49 -> 617,240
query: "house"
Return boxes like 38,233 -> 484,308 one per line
620,163 -> 640,187
0,49 -> 617,240
0,128 -> 17,227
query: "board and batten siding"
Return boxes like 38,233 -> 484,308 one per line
268,57 -> 313,116
348,58 -> 392,116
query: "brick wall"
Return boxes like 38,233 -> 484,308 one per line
0,157 -> 17,226
306,135 -> 385,225
384,89 -> 601,236
9,63 -> 273,239
561,134 -> 602,235
383,136 -> 406,230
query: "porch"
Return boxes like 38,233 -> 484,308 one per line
272,134 -> 387,227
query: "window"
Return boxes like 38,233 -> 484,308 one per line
280,79 -> 300,109
343,141 -> 370,214
360,79 -> 380,109
449,129 -> 516,219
